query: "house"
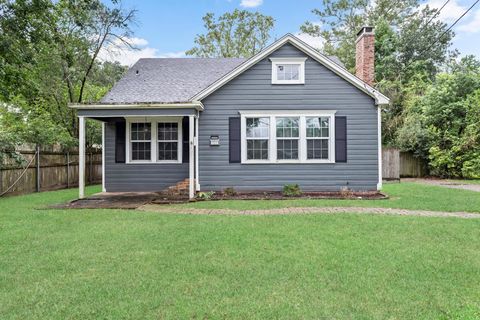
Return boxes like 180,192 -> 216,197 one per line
71,27 -> 389,199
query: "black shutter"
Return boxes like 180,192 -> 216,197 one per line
229,117 -> 241,163
335,116 -> 347,163
182,117 -> 189,163
115,121 -> 126,163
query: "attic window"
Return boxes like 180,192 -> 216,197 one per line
270,57 -> 307,84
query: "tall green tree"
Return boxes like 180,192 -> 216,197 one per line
301,0 -> 456,145
397,56 -> 480,178
0,0 -> 133,154
186,9 -> 275,58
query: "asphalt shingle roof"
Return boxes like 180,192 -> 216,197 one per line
101,58 -> 246,104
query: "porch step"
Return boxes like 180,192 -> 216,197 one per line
164,178 -> 194,197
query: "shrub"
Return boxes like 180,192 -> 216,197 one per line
340,186 -> 354,198
282,184 -> 302,197
196,191 -> 215,200
223,187 -> 236,196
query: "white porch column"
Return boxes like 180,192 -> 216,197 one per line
189,115 -> 195,199
377,106 -> 383,190
195,115 -> 200,191
101,122 -> 106,192
78,116 -> 86,199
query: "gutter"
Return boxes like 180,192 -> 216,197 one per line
69,101 -> 205,111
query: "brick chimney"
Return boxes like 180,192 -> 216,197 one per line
355,26 -> 375,86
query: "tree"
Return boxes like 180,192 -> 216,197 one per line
0,0 -> 134,145
300,0 -> 456,145
186,9 -> 275,58
397,56 -> 480,178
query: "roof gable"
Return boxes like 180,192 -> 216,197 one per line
191,34 -> 389,105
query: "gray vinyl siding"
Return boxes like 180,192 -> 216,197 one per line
104,122 -> 188,192
198,43 -> 379,191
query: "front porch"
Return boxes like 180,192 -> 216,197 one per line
71,103 -> 202,200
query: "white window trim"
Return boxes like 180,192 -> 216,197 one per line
275,116 -> 301,162
125,116 -> 183,164
240,110 -> 336,164
270,57 -> 307,85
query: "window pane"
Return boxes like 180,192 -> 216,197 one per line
277,139 -> 299,160
307,139 -> 329,160
246,139 -> 269,160
306,117 -> 329,138
277,64 -> 300,81
158,142 -> 178,161
158,122 -> 178,141
132,142 -> 151,160
276,117 -> 299,138
277,65 -> 285,80
290,65 -> 300,80
131,123 -> 151,141
246,117 -> 269,138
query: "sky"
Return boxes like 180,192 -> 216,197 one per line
99,0 -> 480,66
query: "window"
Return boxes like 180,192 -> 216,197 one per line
130,123 -> 151,161
241,111 -> 335,164
306,117 -> 330,160
270,57 -> 307,84
246,117 -> 270,160
277,64 -> 300,81
157,122 -> 179,161
126,117 -> 182,163
276,117 -> 299,160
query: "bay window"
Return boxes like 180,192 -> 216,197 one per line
240,111 -> 335,164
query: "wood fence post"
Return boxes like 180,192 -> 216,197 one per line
89,152 -> 92,185
0,158 -> 3,195
36,145 -> 41,192
66,151 -> 70,189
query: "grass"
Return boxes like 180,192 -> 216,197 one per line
172,182 -> 480,213
1,184 -> 480,319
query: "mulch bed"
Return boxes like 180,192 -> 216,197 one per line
51,190 -> 387,209
151,191 -> 388,204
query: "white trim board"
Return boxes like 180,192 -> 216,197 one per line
69,102 -> 204,111
190,34 -> 389,105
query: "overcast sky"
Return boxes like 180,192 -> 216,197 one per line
99,0 -> 480,66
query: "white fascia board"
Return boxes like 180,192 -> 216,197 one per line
191,34 -> 390,105
69,101 -> 205,111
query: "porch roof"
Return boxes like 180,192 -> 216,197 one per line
70,102 -> 203,119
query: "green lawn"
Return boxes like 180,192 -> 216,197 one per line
175,182 -> 480,213
1,185 -> 480,319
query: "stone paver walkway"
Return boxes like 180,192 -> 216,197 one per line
139,204 -> 480,219
404,178 -> 480,192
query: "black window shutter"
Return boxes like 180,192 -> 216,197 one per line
182,117 -> 189,163
115,121 -> 126,163
335,116 -> 347,163
229,117 -> 241,163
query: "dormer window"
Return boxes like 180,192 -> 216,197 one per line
270,57 -> 307,84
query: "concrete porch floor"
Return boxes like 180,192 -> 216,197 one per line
53,191 -> 189,209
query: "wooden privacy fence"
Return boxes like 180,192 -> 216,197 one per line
382,148 -> 426,180
0,148 -> 101,197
